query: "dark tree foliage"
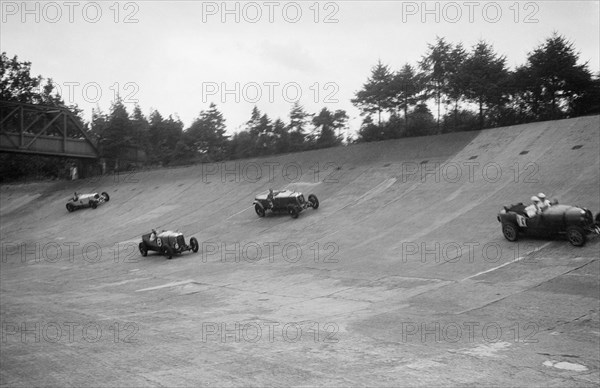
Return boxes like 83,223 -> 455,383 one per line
89,107 -> 108,145
287,102 -> 311,152
441,109 -> 479,133
272,118 -> 290,154
352,60 -> 394,125
185,103 -> 228,162
515,33 -> 593,119
244,107 -> 276,156
312,108 -> 348,148
460,41 -> 509,129
150,113 -> 184,165
229,131 -> 255,160
3,31 -> 599,181
445,43 -> 468,130
0,53 -> 84,120
0,53 -> 86,181
357,115 -> 383,142
0,52 -> 42,103
357,114 -> 406,142
229,107 -> 279,159
571,75 -> 600,116
257,114 -> 276,155
131,104 -> 150,152
390,64 -> 423,127
103,98 -> 136,158
404,103 -> 436,137
419,37 -> 453,132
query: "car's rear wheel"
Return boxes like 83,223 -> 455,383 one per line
255,203 -> 265,217
139,242 -> 148,257
190,237 -> 199,253
288,206 -> 299,219
163,245 -> 174,260
502,223 -> 519,242
566,226 -> 586,247
90,201 -> 97,209
308,194 -> 319,209
101,192 -> 110,202
66,203 -> 75,212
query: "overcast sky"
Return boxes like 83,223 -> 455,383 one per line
2,1 -> 599,137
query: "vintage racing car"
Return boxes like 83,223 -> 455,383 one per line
497,201 -> 600,246
253,189 -> 319,218
66,192 -> 110,212
138,230 -> 199,259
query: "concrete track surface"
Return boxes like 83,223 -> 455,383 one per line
1,116 -> 599,387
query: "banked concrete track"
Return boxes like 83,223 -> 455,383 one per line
1,116 -> 599,386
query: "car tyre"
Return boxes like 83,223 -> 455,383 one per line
288,206 -> 299,219
308,194 -> 319,209
255,203 -> 265,217
163,245 -> 174,260
101,192 -> 110,202
139,242 -> 148,257
90,201 -> 97,209
502,223 -> 519,242
66,203 -> 75,212
190,237 -> 199,253
566,226 -> 586,247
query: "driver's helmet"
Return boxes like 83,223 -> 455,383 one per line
537,193 -> 546,200
531,195 -> 540,203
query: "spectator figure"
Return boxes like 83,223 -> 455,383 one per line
70,164 -> 78,180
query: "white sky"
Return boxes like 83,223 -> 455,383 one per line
2,0 -> 599,138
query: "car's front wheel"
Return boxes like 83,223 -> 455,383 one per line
101,192 -> 110,202
255,203 -> 265,217
163,245 -> 174,260
566,226 -> 586,247
190,237 -> 199,253
139,242 -> 148,257
308,194 -> 319,209
502,223 -> 519,242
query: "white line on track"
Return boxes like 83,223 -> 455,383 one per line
135,279 -> 196,292
226,205 -> 252,220
462,241 -> 552,281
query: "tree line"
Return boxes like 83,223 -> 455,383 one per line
0,50 -> 348,179
1,32 -> 599,180
88,100 -> 348,167
353,33 -> 599,141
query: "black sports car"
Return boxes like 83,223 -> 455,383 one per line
497,201 -> 600,246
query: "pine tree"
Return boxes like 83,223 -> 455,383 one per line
352,60 -> 394,125
461,41 -> 509,128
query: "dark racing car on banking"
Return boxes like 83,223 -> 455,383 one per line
498,200 -> 600,246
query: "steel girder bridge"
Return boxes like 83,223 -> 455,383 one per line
0,100 -> 99,159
